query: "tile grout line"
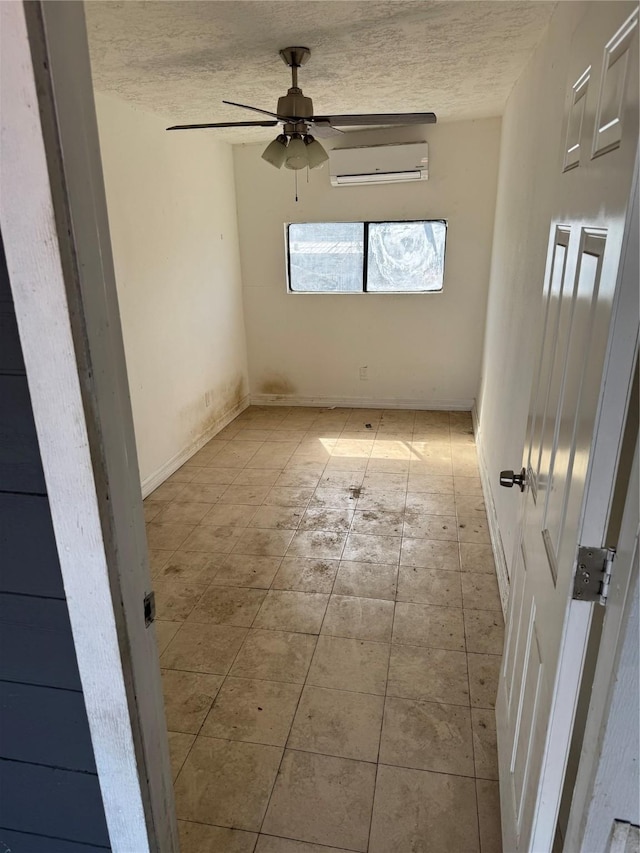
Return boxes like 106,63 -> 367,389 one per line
364,421 -> 411,852
461,427 -> 484,853
170,414 -> 315,833
161,732 -> 491,790
161,652 -> 499,708
168,555 -> 268,785
252,421 -> 336,841
168,426 -> 302,791
166,676 -> 500,741
262,411 -> 378,849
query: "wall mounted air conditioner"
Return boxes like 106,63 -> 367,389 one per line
329,141 -> 429,187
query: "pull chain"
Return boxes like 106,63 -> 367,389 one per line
295,169 -> 298,203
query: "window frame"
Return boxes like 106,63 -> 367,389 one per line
285,219 -> 448,295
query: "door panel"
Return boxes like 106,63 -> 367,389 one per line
563,69 -> 590,172
503,546 -> 526,712
529,230 -> 571,492
544,233 -> 607,553
497,5 -> 639,852
536,231 -> 580,500
592,13 -> 637,157
513,623 -> 543,838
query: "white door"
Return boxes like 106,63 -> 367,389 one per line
497,4 -> 639,852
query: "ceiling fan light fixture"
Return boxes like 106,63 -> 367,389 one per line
284,134 -> 308,170
304,134 -> 329,169
261,134 -> 289,168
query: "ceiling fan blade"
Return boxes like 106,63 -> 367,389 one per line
167,120 -> 279,131
223,99 -> 291,121
310,123 -> 345,139
313,112 -> 437,126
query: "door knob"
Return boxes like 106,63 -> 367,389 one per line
500,467 -> 527,492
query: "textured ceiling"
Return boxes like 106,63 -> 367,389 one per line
86,0 -> 555,142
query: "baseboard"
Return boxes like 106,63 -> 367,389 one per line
250,394 -> 474,411
141,394 -> 251,498
472,402 -> 510,617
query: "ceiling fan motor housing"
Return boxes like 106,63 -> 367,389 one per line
278,91 -> 314,121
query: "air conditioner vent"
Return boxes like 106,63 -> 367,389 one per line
329,142 -> 428,187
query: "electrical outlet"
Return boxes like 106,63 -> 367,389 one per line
359,366 -> 368,381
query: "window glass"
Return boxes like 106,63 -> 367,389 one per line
367,221 -> 446,292
286,220 -> 446,293
288,222 -> 364,292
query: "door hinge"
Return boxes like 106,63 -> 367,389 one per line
572,546 -> 615,605
144,591 -> 156,626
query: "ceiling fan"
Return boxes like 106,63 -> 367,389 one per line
166,47 -> 437,171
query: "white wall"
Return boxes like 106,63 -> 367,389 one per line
95,93 -> 249,491
234,118 -> 501,408
476,2 -> 586,579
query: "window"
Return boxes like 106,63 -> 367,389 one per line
287,220 -> 447,293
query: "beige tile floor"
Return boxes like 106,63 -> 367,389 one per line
146,407 -> 504,853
